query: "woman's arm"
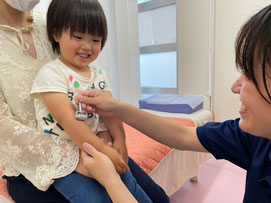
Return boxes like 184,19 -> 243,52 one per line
76,90 -> 207,152
0,90 -> 79,191
41,92 -> 129,173
81,143 -> 137,203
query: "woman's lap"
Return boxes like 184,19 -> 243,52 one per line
4,175 -> 68,203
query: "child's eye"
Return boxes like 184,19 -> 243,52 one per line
73,35 -> 82,40
93,39 -> 101,43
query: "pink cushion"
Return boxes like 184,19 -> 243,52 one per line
125,117 -> 195,174
0,171 -> 12,201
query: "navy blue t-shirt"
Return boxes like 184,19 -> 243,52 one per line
197,118 -> 271,203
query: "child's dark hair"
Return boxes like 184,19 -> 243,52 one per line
47,0 -> 108,55
235,4 -> 271,103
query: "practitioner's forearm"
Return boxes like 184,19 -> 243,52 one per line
113,102 -> 205,151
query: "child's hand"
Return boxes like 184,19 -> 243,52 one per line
97,131 -> 113,146
102,145 -> 130,174
113,139 -> 128,164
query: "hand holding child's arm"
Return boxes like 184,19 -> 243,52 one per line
81,143 -> 137,203
101,145 -> 129,174
75,151 -> 92,178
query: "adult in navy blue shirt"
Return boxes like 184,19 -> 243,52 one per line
76,4 -> 271,203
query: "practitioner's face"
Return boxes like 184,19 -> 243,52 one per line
231,59 -> 271,139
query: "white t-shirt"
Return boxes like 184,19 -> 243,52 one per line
31,58 -> 111,140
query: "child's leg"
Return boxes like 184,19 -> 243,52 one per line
128,157 -> 170,203
97,131 -> 113,145
53,171 -> 152,203
53,172 -> 111,203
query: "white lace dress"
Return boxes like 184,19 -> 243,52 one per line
0,11 -> 79,191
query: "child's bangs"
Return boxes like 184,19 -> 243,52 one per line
67,2 -> 107,38
69,17 -> 105,38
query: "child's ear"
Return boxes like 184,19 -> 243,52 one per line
53,34 -> 59,42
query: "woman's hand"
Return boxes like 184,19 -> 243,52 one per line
81,142 -> 137,203
76,140 -> 114,177
75,90 -> 119,117
101,145 -> 130,174
75,150 -> 93,178
80,142 -> 120,187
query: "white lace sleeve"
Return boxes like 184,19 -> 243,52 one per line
0,90 -> 79,191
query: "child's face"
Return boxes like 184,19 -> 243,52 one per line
55,29 -> 102,70
231,59 -> 271,138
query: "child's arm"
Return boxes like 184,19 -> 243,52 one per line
41,92 -> 129,174
102,117 -> 128,164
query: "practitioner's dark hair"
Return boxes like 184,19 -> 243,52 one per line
235,4 -> 271,103
47,0 -> 108,55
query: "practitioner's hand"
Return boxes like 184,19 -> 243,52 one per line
81,143 -> 120,187
102,145 -> 130,174
75,90 -> 119,117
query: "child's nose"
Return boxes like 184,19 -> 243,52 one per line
81,42 -> 92,51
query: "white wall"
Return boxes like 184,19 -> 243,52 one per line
177,0 -> 212,108
177,0 -> 270,122
33,0 -> 51,12
112,0 -> 141,106
95,0 -> 141,107
213,0 -> 270,121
